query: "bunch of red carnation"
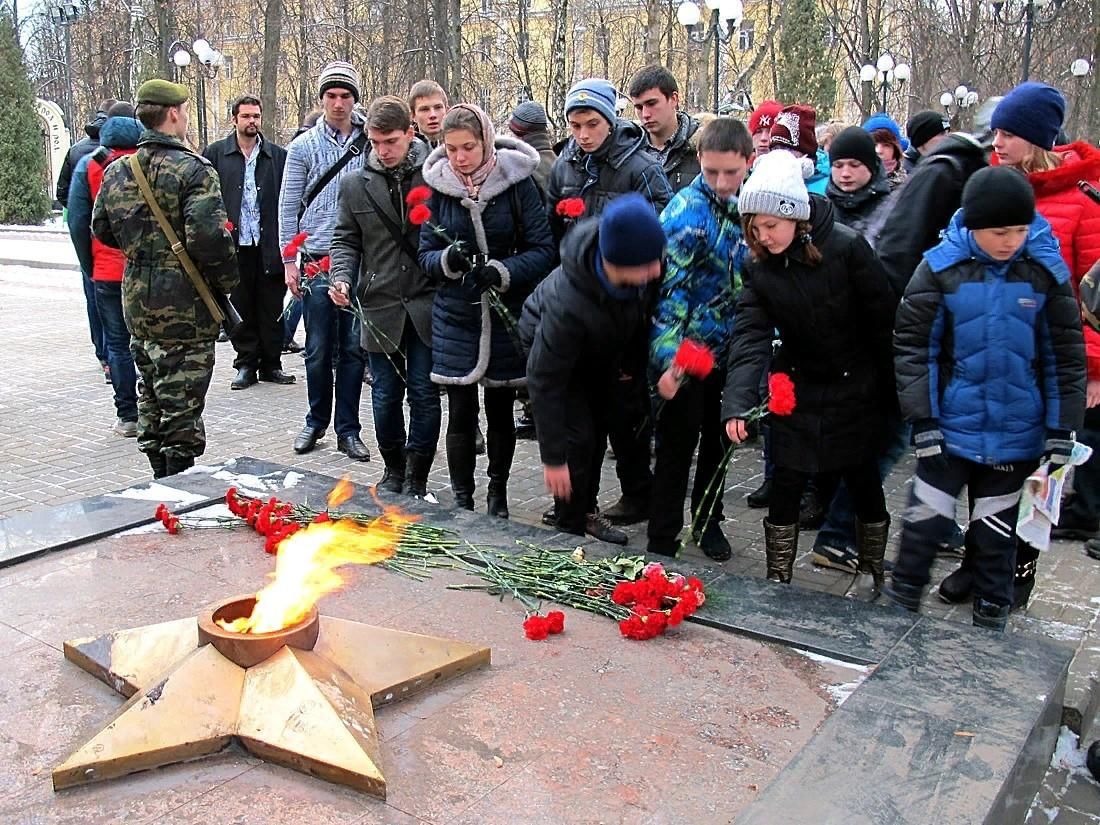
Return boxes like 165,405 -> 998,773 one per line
767,372 -> 797,416
303,256 -> 332,277
523,610 -> 566,640
282,231 -> 309,259
673,340 -> 715,380
225,487 -> 315,553
554,198 -> 585,219
406,185 -> 433,226
154,503 -> 181,534
611,562 -> 705,640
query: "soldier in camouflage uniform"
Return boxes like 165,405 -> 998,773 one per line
92,79 -> 238,478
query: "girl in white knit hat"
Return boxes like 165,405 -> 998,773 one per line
721,150 -> 898,595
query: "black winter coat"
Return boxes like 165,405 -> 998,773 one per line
56,113 -> 107,206
419,136 -> 556,386
722,197 -> 899,473
202,132 -> 288,276
546,120 -> 673,241
520,218 -> 655,466
658,112 -> 702,194
825,164 -> 892,235
876,134 -> 987,297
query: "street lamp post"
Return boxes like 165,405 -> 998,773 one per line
939,84 -> 979,119
1068,58 -> 1091,139
170,38 -> 224,150
859,53 -> 911,114
989,0 -> 1063,83
49,2 -> 81,135
677,0 -> 743,114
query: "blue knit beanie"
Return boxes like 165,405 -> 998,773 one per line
991,82 -> 1066,150
599,194 -> 665,266
565,78 -> 619,126
861,112 -> 910,150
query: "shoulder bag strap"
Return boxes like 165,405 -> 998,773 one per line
128,153 -> 225,324
297,131 -> 368,222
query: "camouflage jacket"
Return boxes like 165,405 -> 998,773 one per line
92,129 -> 237,343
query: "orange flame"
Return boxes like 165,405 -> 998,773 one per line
327,475 -> 355,509
219,492 -> 416,635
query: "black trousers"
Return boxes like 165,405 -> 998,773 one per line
446,384 -> 515,437
230,246 -> 286,372
769,461 -> 887,527
606,369 -> 653,501
555,385 -> 612,532
648,369 -> 729,542
894,455 -> 1034,607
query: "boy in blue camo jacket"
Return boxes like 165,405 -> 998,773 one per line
647,117 -> 753,560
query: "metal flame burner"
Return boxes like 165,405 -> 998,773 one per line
196,594 -> 319,668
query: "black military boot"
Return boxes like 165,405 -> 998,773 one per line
846,518 -> 890,601
882,577 -> 923,612
404,450 -> 434,498
485,429 -> 516,519
147,452 -> 167,480
763,519 -> 798,583
445,434 -> 476,510
164,455 -> 194,477
972,597 -> 1010,632
378,446 -> 406,494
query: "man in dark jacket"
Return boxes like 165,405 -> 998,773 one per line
330,96 -> 439,497
203,95 -> 292,389
902,110 -> 950,174
521,194 -> 666,545
875,132 -> 987,297
57,99 -> 116,208
628,65 -> 700,193
508,101 -> 556,195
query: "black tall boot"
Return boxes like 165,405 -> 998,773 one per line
147,452 -> 167,480
1012,541 -> 1039,612
404,450 -> 435,498
445,433 -> 476,510
164,455 -> 194,477
378,446 -> 406,494
763,519 -> 798,583
973,597 -> 1010,631
485,428 -> 516,519
846,518 -> 890,601
882,577 -> 923,612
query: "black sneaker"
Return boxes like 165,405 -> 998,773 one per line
585,512 -> 628,545
746,479 -> 771,509
696,521 -> 732,561
812,544 -> 858,573
937,565 -> 973,604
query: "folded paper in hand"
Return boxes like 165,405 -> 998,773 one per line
1017,442 -> 1094,551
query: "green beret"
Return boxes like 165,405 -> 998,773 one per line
136,79 -> 190,106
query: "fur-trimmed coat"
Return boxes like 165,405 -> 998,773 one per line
418,136 -> 556,386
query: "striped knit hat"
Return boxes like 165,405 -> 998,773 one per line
318,61 -> 361,102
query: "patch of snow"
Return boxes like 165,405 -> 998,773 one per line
1051,725 -> 1089,773
108,483 -> 207,505
283,471 -> 304,488
424,492 -> 439,505
209,469 -> 282,497
790,647 -> 872,707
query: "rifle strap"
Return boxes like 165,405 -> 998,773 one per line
128,153 -> 225,324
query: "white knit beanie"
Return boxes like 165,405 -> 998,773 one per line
739,150 -> 811,221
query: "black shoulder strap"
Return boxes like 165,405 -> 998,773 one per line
297,131 -> 368,222
507,184 -> 524,255
360,177 -> 420,263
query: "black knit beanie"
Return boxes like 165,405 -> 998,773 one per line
828,126 -> 879,172
961,167 -> 1036,230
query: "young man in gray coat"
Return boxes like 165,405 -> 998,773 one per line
329,96 -> 439,496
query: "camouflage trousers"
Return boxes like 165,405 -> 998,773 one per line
130,338 -> 215,460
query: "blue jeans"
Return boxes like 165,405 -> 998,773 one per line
815,415 -> 910,550
283,299 -> 303,346
368,320 -> 440,454
93,281 -> 138,421
82,270 -> 107,364
302,287 -> 365,436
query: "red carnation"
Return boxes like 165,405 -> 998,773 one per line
282,231 -> 309,259
164,516 -> 180,534
313,512 -> 331,523
406,185 -> 432,207
225,220 -> 235,232
767,373 -> 797,416
611,581 -> 635,605
546,611 -> 565,634
673,340 -> 715,380
408,203 -> 432,226
319,255 -> 331,272
555,198 -> 586,219
304,261 -> 320,277
523,614 -> 551,640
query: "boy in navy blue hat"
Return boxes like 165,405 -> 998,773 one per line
520,194 -> 666,544
887,166 -> 1086,631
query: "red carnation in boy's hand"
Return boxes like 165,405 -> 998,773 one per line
408,203 -> 432,226
224,220 -> 235,232
767,373 -> 797,416
406,185 -> 432,207
672,340 -> 715,380
555,198 -> 586,219
282,231 -> 309,259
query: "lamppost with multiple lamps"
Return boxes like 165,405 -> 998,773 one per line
859,53 -> 911,114
48,1 -> 80,134
170,38 -> 224,150
676,0 -> 743,114
988,0 -> 1063,83
939,84 -> 979,119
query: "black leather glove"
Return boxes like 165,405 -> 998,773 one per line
445,244 -> 472,276
470,262 -> 503,293
1042,430 -> 1075,467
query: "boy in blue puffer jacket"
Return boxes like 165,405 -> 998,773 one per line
647,118 -> 752,560
887,166 -> 1086,630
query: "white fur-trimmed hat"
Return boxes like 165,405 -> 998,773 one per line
738,150 -> 810,222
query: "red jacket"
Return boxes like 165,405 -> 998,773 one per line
998,141 -> 1100,377
86,148 -> 136,282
